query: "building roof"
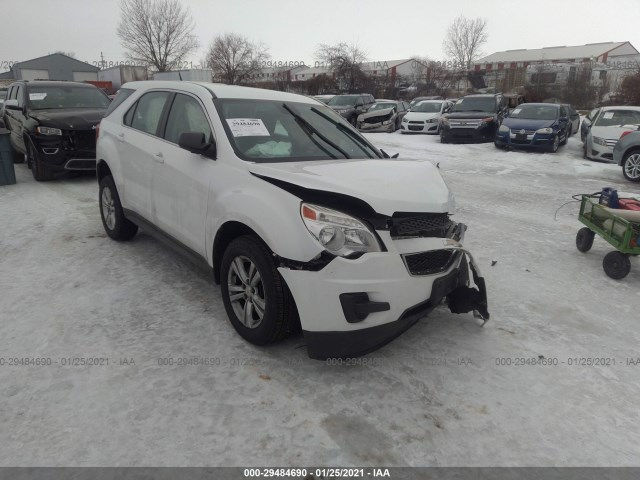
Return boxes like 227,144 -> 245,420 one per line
0,70 -> 14,79
14,53 -> 99,71
476,42 -> 637,64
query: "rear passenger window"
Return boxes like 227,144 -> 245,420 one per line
163,94 -> 212,144
126,91 -> 170,135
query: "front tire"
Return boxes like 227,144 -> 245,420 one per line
99,175 -> 138,241
28,141 -> 54,181
220,235 -> 298,346
622,150 -> 640,182
576,227 -> 595,252
548,134 -> 559,153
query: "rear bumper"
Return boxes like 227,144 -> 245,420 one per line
279,244 -> 489,360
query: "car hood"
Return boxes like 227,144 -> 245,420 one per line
503,118 -> 556,130
446,111 -> 495,119
591,124 -> 640,140
29,108 -> 106,130
358,108 -> 395,120
249,159 -> 454,215
405,112 -> 439,121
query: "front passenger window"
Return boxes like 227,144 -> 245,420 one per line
128,91 -> 170,135
163,94 -> 212,144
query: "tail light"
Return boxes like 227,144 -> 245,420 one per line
620,130 -> 633,140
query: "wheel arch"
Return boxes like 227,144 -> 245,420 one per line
212,221 -> 263,284
96,160 -> 112,182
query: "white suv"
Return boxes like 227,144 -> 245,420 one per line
96,81 -> 489,359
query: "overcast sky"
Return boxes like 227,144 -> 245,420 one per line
1,0 -> 639,71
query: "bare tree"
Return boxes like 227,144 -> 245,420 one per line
315,42 -> 368,93
207,33 -> 270,85
443,15 -> 488,70
117,0 -> 199,72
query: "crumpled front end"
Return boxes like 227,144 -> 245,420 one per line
278,213 -> 489,359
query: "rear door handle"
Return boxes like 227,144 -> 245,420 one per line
153,152 -> 164,164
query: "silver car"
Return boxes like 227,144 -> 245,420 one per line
612,129 -> 640,182
583,106 -> 640,162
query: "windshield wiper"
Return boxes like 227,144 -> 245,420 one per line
310,107 -> 378,158
282,103 -> 349,159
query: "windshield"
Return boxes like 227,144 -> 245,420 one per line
215,99 -> 381,162
327,95 -> 359,107
412,102 -> 442,113
594,109 -> 640,127
368,102 -> 396,112
451,97 -> 496,113
27,86 -> 110,110
509,105 -> 558,120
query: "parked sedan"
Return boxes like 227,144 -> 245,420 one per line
313,94 -> 334,104
563,104 -> 580,135
400,100 -> 452,134
583,106 -> 640,162
356,100 -> 410,133
612,129 -> 640,182
494,103 -> 570,153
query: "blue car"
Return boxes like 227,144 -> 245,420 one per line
494,103 -> 571,153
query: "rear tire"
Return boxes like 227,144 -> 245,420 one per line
602,251 -> 631,279
99,175 -> 138,241
576,227 -> 595,252
220,235 -> 298,346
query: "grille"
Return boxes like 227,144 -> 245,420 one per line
391,213 -> 453,238
450,120 -> 480,128
409,121 -> 424,124
511,129 -> 536,135
64,130 -> 96,151
605,139 -> 618,148
403,249 -> 460,276
511,137 -> 532,145
408,125 -> 424,131
65,159 -> 97,170
364,114 -> 391,124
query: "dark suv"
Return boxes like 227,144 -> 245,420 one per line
327,93 -> 375,125
2,80 -> 110,181
440,93 -> 508,143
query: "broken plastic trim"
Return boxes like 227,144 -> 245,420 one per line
446,249 -> 490,323
276,250 -> 336,272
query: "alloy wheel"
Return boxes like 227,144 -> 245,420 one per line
101,186 -> 116,231
227,255 -> 266,329
624,153 -> 640,180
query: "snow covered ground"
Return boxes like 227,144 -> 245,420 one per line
1,132 -> 639,467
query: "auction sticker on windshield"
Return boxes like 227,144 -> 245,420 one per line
226,118 -> 270,137
29,93 -> 47,100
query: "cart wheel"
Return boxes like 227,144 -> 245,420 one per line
576,227 -> 595,252
602,251 -> 631,279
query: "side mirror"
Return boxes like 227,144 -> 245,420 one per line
4,99 -> 20,111
178,132 -> 216,159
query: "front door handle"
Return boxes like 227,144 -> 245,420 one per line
117,133 -> 125,143
153,152 -> 164,164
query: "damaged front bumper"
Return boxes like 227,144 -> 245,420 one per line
278,231 -> 489,360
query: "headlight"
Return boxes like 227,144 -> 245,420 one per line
536,127 -> 553,134
426,118 -> 437,123
593,136 -> 608,146
402,117 -> 408,123
36,126 -> 62,136
441,117 -> 450,125
499,125 -> 509,133
300,203 -> 382,257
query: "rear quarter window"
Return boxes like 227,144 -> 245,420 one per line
104,88 -> 135,117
